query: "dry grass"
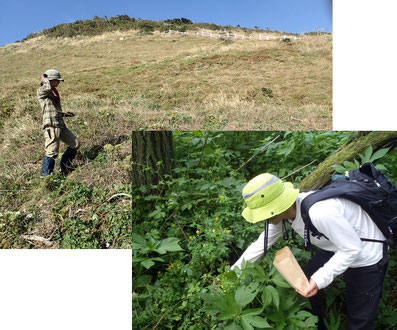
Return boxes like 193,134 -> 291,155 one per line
0,29 -> 332,130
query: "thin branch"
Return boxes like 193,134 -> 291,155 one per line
173,215 -> 190,242
281,159 -> 318,180
236,135 -> 280,172
21,235 -> 53,247
152,298 -> 189,330
107,193 -> 132,202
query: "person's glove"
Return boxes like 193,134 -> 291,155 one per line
64,112 -> 75,117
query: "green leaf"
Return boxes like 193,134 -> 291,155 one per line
224,323 -> 243,330
369,147 -> 390,162
363,145 -> 373,163
131,242 -> 143,251
154,237 -> 183,254
331,164 -> 346,174
343,160 -> 357,170
132,233 -> 145,245
261,290 -> 272,307
141,259 -> 155,269
296,310 -> 315,319
240,317 -> 254,330
242,315 -> 272,328
132,256 -> 146,263
279,293 -> 297,311
235,282 -> 259,307
134,275 -> 152,288
277,141 -> 296,157
218,311 -> 235,321
241,267 -> 263,281
289,318 -> 307,327
241,308 -> 263,316
266,285 -> 279,310
272,272 -> 291,288
375,164 -> 387,171
200,292 -> 229,313
150,257 -> 164,262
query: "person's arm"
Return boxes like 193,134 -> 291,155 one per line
37,77 -> 74,117
37,76 -> 52,99
231,222 -> 283,270
308,199 -> 362,290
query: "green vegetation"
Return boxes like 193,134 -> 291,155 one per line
20,15 -> 302,43
22,16 -> 261,41
132,131 -> 397,329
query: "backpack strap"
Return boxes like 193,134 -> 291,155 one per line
301,188 -> 344,250
263,220 -> 269,257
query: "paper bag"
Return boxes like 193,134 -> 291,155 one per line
273,246 -> 309,292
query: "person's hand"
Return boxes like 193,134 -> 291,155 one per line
296,278 -> 318,298
64,112 -> 75,117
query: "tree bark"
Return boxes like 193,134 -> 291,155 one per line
131,131 -> 174,190
299,131 -> 397,190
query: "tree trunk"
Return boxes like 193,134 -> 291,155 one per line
299,131 -> 397,190
131,131 -> 174,190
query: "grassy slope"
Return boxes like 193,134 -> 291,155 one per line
0,28 -> 332,130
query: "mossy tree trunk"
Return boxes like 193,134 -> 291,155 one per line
299,131 -> 397,190
131,131 -> 174,191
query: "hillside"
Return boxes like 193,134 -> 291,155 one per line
0,17 -> 332,130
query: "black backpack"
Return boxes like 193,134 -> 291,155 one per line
300,162 -> 397,251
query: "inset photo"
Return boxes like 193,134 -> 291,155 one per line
132,131 -> 397,329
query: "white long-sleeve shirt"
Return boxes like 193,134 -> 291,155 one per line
231,192 -> 386,290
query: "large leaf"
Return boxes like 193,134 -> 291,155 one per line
200,292 -> 237,315
361,145 -> 373,163
342,160 -> 357,170
218,311 -> 236,321
154,237 -> 183,254
375,164 -> 387,172
272,272 -> 291,288
224,323 -> 243,330
276,140 -> 296,157
242,314 -> 271,329
261,290 -> 272,308
134,275 -> 152,288
141,259 -> 155,269
241,268 -> 263,281
132,233 -> 145,245
369,147 -> 390,162
240,317 -> 254,330
131,242 -> 143,251
331,164 -> 347,174
235,282 -> 259,307
266,285 -> 279,310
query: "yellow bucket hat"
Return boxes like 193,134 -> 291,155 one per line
242,173 -> 299,223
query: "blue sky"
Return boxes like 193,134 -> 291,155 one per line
0,0 -> 332,46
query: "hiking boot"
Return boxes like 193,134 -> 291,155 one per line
59,147 -> 77,175
41,156 -> 55,178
